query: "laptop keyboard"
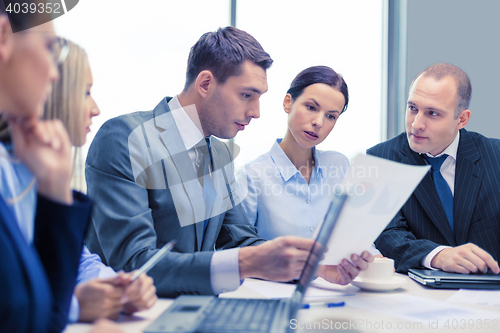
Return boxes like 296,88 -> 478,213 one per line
195,298 -> 282,333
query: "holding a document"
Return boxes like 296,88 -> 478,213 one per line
237,66 -> 381,260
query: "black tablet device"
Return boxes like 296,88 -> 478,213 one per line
408,268 -> 500,289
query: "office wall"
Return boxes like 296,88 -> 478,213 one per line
405,0 -> 500,139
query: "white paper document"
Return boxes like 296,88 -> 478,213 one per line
447,289 -> 500,307
321,154 -> 429,265
348,294 -> 500,327
239,279 -> 356,300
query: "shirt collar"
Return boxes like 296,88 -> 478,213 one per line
425,131 -> 460,160
312,146 -> 322,177
270,139 -> 321,181
270,139 -> 298,181
168,95 -> 204,150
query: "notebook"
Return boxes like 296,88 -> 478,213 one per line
144,192 -> 348,333
408,268 -> 500,289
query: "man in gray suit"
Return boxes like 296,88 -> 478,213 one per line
86,27 -> 373,297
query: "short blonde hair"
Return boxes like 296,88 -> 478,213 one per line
44,38 -> 89,146
409,63 -> 471,118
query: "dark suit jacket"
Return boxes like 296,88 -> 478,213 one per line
0,192 -> 91,333
367,129 -> 500,272
85,97 -> 265,297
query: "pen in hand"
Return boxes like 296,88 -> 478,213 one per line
111,240 -> 175,305
130,240 -> 176,282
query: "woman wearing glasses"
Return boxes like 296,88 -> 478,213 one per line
43,38 -> 157,323
0,4 -> 95,333
237,66 -> 379,282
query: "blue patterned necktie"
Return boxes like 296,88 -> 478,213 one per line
205,138 -> 213,171
425,154 -> 454,233
196,138 -> 215,241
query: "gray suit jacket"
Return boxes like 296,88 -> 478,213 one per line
85,97 -> 265,297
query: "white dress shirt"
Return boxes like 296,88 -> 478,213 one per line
236,139 -> 381,255
169,96 -> 241,294
421,131 -> 460,269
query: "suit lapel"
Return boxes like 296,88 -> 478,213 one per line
0,195 -> 51,325
400,142 -> 456,245
0,196 -> 29,248
453,130 -> 483,245
153,100 -> 205,250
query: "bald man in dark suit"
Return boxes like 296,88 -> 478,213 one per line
368,63 -> 500,275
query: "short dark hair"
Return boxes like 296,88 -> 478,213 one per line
410,63 -> 471,118
0,1 -> 51,32
184,26 -> 273,90
287,65 -> 349,113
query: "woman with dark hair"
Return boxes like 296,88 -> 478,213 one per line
237,66 -> 379,256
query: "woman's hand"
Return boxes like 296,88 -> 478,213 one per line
317,251 -> 374,285
9,117 -> 73,204
112,271 -> 158,315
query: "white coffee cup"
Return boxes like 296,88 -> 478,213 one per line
358,257 -> 394,282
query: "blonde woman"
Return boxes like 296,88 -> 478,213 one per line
44,38 -> 99,192
43,38 -> 157,323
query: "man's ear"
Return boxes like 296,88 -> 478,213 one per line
195,70 -> 215,99
283,94 -> 292,114
0,15 -> 13,64
457,109 -> 471,130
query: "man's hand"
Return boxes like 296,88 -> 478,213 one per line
431,243 -> 500,274
9,118 -> 73,204
317,251 -> 374,285
239,236 -> 315,281
74,278 -> 124,322
112,272 -> 158,315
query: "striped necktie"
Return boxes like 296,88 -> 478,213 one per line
425,154 -> 454,233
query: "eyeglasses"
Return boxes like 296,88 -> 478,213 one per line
50,37 -> 70,65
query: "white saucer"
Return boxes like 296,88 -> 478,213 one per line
351,276 -> 406,291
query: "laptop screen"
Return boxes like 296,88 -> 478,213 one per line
289,192 -> 348,308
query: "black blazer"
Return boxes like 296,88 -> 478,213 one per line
0,192 -> 91,333
367,129 -> 500,272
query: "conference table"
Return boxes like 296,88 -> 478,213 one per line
65,274 -> 500,333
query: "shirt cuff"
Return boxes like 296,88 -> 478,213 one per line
421,246 -> 451,269
210,248 -> 241,294
98,266 -> 117,280
368,243 -> 381,256
68,294 -> 80,323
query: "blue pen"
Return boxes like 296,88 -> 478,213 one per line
301,301 -> 345,309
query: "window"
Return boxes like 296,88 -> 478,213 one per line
234,0 -> 385,171
54,0 -> 385,176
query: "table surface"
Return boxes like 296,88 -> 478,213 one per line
64,274 -> 500,333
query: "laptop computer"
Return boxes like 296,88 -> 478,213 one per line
145,192 -> 348,333
408,268 -> 500,289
